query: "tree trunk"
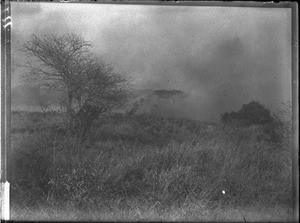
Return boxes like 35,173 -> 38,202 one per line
80,119 -> 92,142
77,104 -> 100,143
65,92 -> 76,135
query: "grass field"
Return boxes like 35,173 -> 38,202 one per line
10,110 -> 293,221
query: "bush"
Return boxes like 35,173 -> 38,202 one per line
221,101 -> 274,126
220,101 -> 285,142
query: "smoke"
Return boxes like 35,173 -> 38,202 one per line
11,3 -> 292,121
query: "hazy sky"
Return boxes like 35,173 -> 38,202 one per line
11,2 -> 292,121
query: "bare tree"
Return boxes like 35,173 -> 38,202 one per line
21,34 -> 129,141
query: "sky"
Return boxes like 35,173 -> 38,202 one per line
11,2 -> 292,121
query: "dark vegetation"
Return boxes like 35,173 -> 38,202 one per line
221,101 -> 274,126
221,101 -> 287,143
10,101 -> 293,221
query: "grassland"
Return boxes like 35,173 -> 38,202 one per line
10,111 -> 293,221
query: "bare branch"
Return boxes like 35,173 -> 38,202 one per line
19,33 -> 130,141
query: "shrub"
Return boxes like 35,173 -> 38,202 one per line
221,101 -> 274,126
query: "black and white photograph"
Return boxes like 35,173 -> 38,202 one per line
1,1 -> 298,221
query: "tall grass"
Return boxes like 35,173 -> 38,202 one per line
10,111 -> 293,220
